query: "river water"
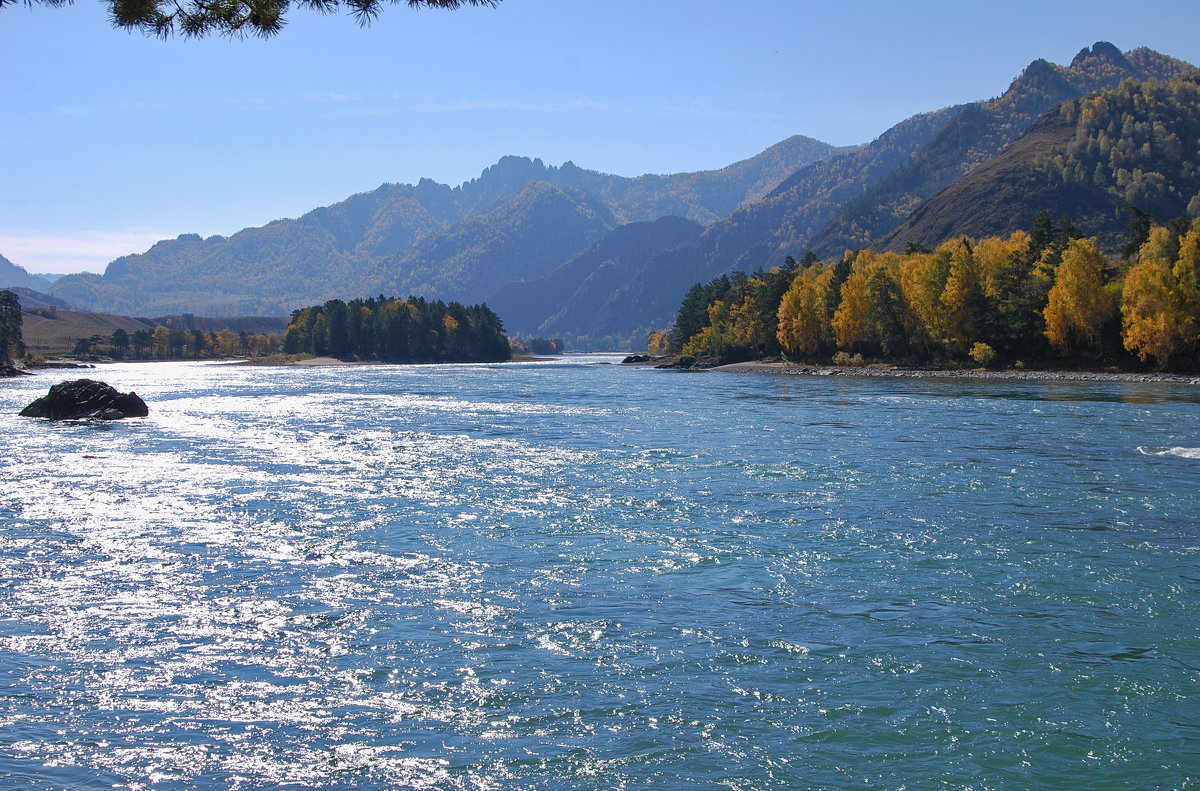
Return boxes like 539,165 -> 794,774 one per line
1,357 -> 1197,790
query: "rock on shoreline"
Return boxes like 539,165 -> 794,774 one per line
1,361 -> 33,378
625,356 -> 1200,384
19,379 -> 150,420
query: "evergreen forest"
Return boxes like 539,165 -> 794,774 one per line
283,295 -> 511,362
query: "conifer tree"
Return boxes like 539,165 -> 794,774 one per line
866,268 -> 907,358
4,0 -> 500,40
0,290 -> 24,363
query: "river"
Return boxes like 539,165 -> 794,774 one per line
1,357 -> 1197,789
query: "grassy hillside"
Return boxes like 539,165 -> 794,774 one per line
20,308 -> 155,356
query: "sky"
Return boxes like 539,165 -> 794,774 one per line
3,0 -> 1200,275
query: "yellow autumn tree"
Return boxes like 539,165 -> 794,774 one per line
646,331 -> 670,356
777,265 -> 833,357
939,239 -> 984,354
215,328 -> 241,357
1172,220 -> 1200,312
899,246 -> 951,353
249,333 -> 280,357
1138,224 -> 1177,269
1122,223 -> 1200,368
973,231 -> 1030,300
1122,254 -> 1182,366
729,278 -> 771,354
1044,237 -> 1111,354
151,325 -> 171,359
832,267 -> 870,351
682,300 -> 733,356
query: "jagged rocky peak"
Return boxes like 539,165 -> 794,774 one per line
474,155 -> 550,185
415,176 -> 452,194
1010,57 -> 1069,94
1071,41 -> 1127,69
1019,58 -> 1060,82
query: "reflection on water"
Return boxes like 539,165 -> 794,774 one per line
1,360 -> 1198,789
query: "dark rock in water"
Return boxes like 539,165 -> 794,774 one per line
622,354 -> 651,364
1,361 -> 33,377
19,379 -> 149,420
652,354 -> 727,370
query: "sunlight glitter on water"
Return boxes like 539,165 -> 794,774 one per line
2,361 -> 1199,788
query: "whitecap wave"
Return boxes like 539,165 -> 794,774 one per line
1138,446 -> 1200,459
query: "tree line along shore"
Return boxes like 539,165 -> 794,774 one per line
1,292 -> 526,369
652,215 -> 1200,375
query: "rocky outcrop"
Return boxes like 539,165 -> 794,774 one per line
19,379 -> 149,420
653,355 -> 724,370
1,361 -> 32,377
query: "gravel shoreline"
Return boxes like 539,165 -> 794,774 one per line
697,360 -> 1200,385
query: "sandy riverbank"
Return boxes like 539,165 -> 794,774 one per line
703,360 -> 1200,384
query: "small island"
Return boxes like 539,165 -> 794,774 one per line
282,295 -> 511,363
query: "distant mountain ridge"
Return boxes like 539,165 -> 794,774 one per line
47,136 -> 847,319
41,42 -> 1199,350
0,254 -> 50,291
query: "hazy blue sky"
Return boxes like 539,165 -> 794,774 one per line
4,0 -> 1199,274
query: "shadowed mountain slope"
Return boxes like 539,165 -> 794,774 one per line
1,254 -> 50,291
488,215 -> 705,348
47,138 -> 846,320
879,73 -> 1200,254
806,43 -> 1196,256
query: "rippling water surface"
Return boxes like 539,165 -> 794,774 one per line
1,358 -> 1198,790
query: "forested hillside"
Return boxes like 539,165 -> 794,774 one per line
371,182 -> 618,303
806,43 -> 1195,256
881,74 -> 1200,253
489,216 -> 705,349
627,106 -> 967,302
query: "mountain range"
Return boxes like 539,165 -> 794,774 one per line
7,42 -> 1197,350
0,254 -> 51,292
